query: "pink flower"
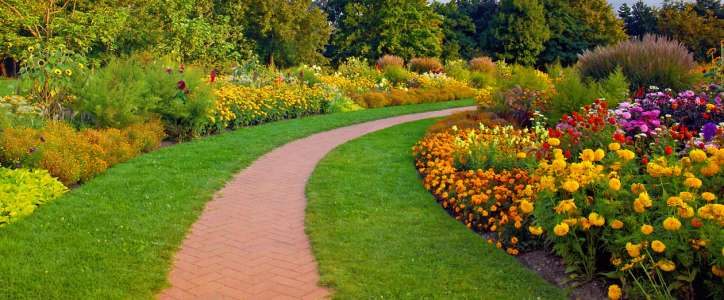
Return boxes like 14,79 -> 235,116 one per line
177,80 -> 186,90
210,70 -> 216,83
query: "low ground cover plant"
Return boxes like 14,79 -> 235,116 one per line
0,167 -> 67,226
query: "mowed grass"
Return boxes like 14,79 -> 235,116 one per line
0,99 -> 475,299
305,118 -> 566,300
0,77 -> 25,97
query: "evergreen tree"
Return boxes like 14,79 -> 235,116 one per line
432,0 -> 477,61
625,1 -> 659,37
538,0 -> 590,67
486,0 -> 550,66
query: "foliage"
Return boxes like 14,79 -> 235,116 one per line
0,95 -> 44,129
288,65 -> 324,87
443,59 -> 471,82
70,58 -> 158,129
409,57 -> 443,74
618,1 -> 659,38
432,1 -> 478,61
571,0 -> 628,49
0,167 -> 68,227
382,65 -> 411,86
486,0 -> 550,66
328,0 -> 443,63
498,64 -> 552,93
469,71 -> 497,89
576,34 -> 699,92
469,56 -> 495,74
19,44 -> 87,119
537,0 -> 590,68
351,86 -> 474,108
658,2 -> 724,61
376,54 -> 404,69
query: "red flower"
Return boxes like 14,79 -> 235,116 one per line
562,115 -> 569,122
692,218 -> 702,228
543,142 -> 550,149
672,104 -> 678,109
665,146 -> 673,155
703,113 -> 710,119
641,157 -> 649,165
600,102 -> 607,109
210,70 -> 216,83
564,151 -> 571,158
177,80 -> 186,90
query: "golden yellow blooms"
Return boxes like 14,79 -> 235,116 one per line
580,149 -> 595,161
589,212 -> 605,226
641,224 -> 653,235
520,200 -> 534,214
663,217 -> 682,230
563,218 -> 578,227
652,240 -> 666,253
679,192 -> 694,202
638,192 -> 652,207
616,149 -> 636,162
511,237 -> 518,244
626,242 -> 641,257
608,285 -> 622,300
712,266 -> 724,277
529,226 -> 543,235
678,204 -> 695,218
702,192 -> 716,201
634,199 -> 646,213
700,162 -> 720,176
554,223 -> 570,236
554,199 -> 577,214
690,149 -> 708,162
682,177 -> 703,188
667,196 -> 683,207
631,183 -> 645,195
609,178 -> 621,191
548,138 -> 560,146
610,220 -> 624,229
594,149 -> 605,161
517,152 -> 527,159
562,180 -> 580,193
659,260 -> 676,272
631,255 -> 646,264
609,143 -> 621,151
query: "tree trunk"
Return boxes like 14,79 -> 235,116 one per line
0,57 -> 6,77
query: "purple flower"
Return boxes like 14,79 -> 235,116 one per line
177,80 -> 186,90
14,165 -> 20,169
702,122 -> 717,142
165,69 -> 172,74
29,147 -> 35,153
630,107 -> 643,114
684,90 -> 695,98
619,102 -> 631,109
178,70 -> 184,73
640,124 -> 649,132
40,136 -> 45,142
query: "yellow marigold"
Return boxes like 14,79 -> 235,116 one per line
563,218 -> 578,227
699,206 -> 713,219
511,237 -> 518,244
589,212 -> 605,226
713,266 -> 724,277
701,163 -> 720,176
682,177 -> 703,188
562,180 -> 580,193
554,223 -> 570,236
579,217 -> 591,230
639,192 -> 652,207
631,183 -> 645,195
610,220 -> 624,229
608,285 -> 622,300
517,152 -> 527,159
609,178 -> 621,191
702,192 -> 717,201
548,138 -> 560,146
663,217 -> 682,231
580,149 -> 595,161
626,242 -> 641,257
652,240 -> 666,253
612,258 -> 622,266
641,224 -> 653,235
634,199 -> 646,213
690,149 -> 708,162
631,255 -> 646,264
552,159 -> 567,171
620,263 -> 633,272
520,200 -> 534,214
617,149 -> 636,162
554,199 -> 577,214
529,226 -> 543,235
722,247 -> 724,257
609,143 -> 621,151
539,176 -> 557,191
667,196 -> 683,207
594,149 -> 605,161
659,260 -> 676,272
678,204 -> 695,218
679,192 -> 694,202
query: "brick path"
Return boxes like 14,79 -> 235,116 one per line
158,106 -> 477,300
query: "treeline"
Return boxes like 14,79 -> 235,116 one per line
0,0 -> 722,72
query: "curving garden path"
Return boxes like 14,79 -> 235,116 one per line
157,106 -> 477,300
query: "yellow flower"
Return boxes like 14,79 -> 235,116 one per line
65,69 -> 72,76
563,218 -> 578,227
679,192 -> 694,202
612,258 -> 622,265
589,212 -> 605,226
631,183 -> 645,195
594,149 -> 605,161
511,237 -> 518,244
631,255 -> 646,264
608,285 -> 622,300
520,200 -> 534,214
690,149 -> 708,162
702,192 -> 716,201
78,63 -> 84,69
562,180 -> 580,193
620,263 -> 633,271
713,266 -> 724,277
609,178 -> 621,191
609,143 -> 621,151
652,240 -> 666,253
639,192 -> 652,207
667,196 -> 683,207
634,199 -> 646,213
663,217 -> 682,231
626,242 -> 641,257
682,177 -> 702,188
529,226 -> 543,235
53,69 -> 62,75
659,260 -> 676,272
554,223 -> 570,236
517,152 -> 527,159
28,46 -> 34,52
641,224 -> 653,235
548,138 -> 560,146
617,149 -> 636,162
678,204 -> 695,218
610,220 -> 624,229
554,199 -> 577,214
580,149 -> 595,161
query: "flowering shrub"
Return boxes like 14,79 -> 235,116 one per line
351,86 -> 474,109
0,167 -> 68,226
409,72 -> 468,89
409,58 -> 443,74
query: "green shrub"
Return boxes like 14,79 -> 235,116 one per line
376,55 -> 404,69
576,34 -> 699,92
547,70 -> 601,125
469,71 -> 498,89
144,59 -> 215,141
596,67 -> 630,108
499,64 -> 550,92
469,56 -> 496,74
71,58 -> 158,129
0,167 -> 68,226
444,59 -> 471,83
409,58 -> 442,73
337,57 -> 381,81
288,65 -> 324,87
383,65 -> 411,85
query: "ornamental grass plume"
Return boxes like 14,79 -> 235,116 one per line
469,56 -> 495,74
376,54 -> 404,69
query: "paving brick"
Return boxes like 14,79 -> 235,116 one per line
158,107 -> 475,299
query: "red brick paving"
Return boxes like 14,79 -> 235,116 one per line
158,107 -> 476,300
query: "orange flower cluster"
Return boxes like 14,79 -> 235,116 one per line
352,86 -> 475,109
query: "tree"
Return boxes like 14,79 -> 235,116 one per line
486,0 -> 550,66
658,2 -> 724,61
538,0 -> 590,67
432,0 -> 477,61
622,1 -> 659,38
569,0 -> 628,49
456,0 -> 498,57
329,0 -> 443,64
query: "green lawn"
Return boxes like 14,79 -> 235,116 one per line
0,99 -> 475,299
305,118 -> 566,300
0,77 -> 22,97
